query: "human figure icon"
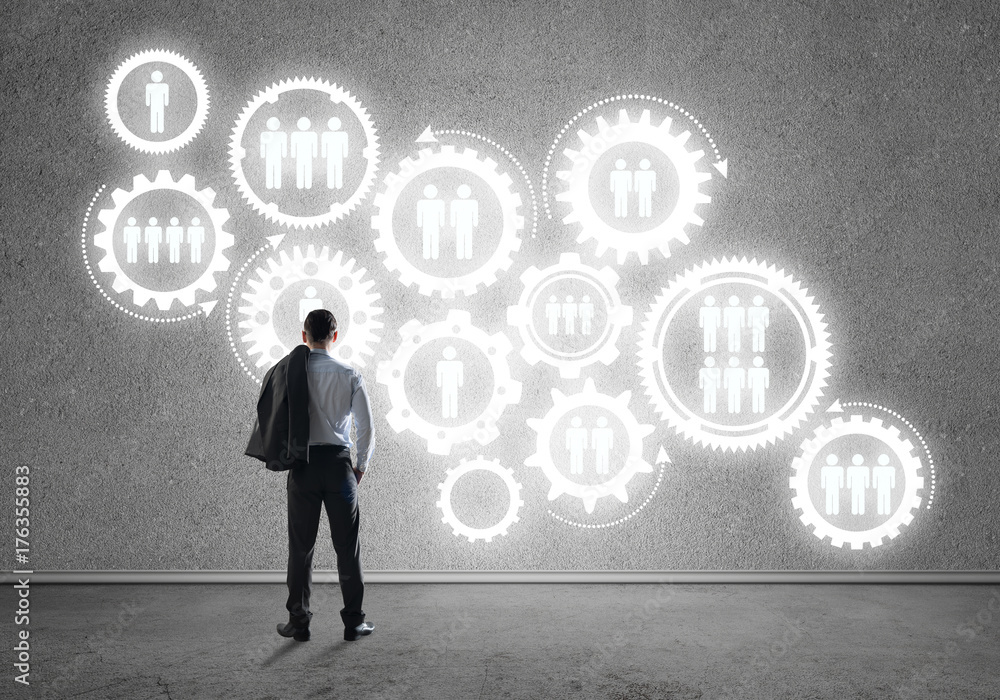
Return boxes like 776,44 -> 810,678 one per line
610,158 -> 632,218
872,453 -> 896,516
566,416 -> 588,475
321,116 -> 349,190
144,217 -> 162,264
846,454 -> 870,515
290,117 -> 318,189
299,286 -> 323,322
450,184 -> 479,260
145,70 -> 169,134
723,356 -> 745,413
260,117 -> 287,190
747,356 -> 770,414
562,295 -> 579,335
417,184 -> 445,260
700,295 -> 722,352
123,216 -> 141,264
634,158 -> 656,218
436,346 -> 464,419
592,416 -> 614,475
699,356 -> 722,414
748,295 -> 770,352
545,295 -> 561,335
724,295 -> 745,352
579,295 -> 595,335
187,217 -> 205,264
166,217 -> 184,264
820,454 -> 845,516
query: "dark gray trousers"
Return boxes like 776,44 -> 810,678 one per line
285,444 -> 365,629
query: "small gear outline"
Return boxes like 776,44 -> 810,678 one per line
637,257 -> 832,452
525,377 -> 655,514
105,49 -> 210,154
229,77 -> 380,229
371,145 -> 524,297
789,414 -> 925,549
93,170 -> 234,311
554,107 -> 712,264
507,252 -> 633,378
376,309 -> 522,455
435,456 -> 524,542
236,244 -> 384,371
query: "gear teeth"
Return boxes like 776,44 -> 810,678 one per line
435,456 -> 523,542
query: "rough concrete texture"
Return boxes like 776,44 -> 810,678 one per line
2,0 -> 1000,570
24,584 -> 1000,698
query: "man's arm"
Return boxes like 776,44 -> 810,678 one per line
351,371 -> 375,481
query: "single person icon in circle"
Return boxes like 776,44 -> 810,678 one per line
436,345 -> 464,419
146,70 -> 169,134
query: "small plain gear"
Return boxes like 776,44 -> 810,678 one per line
371,145 -> 524,297
436,456 -> 524,542
93,170 -> 234,311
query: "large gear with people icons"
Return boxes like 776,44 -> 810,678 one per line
376,310 -> 522,455
790,414 -> 925,549
436,456 -> 524,543
555,108 -> 712,264
371,145 -> 524,297
637,257 -> 832,452
93,171 -> 233,311
237,245 -> 384,370
525,378 -> 655,514
229,77 -> 380,229
507,252 -> 633,379
105,49 -> 210,154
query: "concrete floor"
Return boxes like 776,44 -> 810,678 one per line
21,584 -> 1000,699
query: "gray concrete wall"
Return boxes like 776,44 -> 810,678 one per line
3,0 -> 998,571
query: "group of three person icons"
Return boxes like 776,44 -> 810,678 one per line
260,116 -> 349,190
699,355 -> 769,414
819,453 -> 897,516
416,184 -> 480,260
700,294 -> 770,353
122,216 -> 205,265
544,294 -> 595,336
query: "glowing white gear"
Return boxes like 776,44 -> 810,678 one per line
93,171 -> 233,311
371,145 -> 524,297
237,245 -> 383,371
376,309 -> 522,455
507,252 -> 633,379
229,77 -> 379,229
637,257 -> 832,452
790,414 -> 925,549
555,108 -> 712,264
525,378 -> 655,514
435,456 -> 524,542
105,49 -> 210,154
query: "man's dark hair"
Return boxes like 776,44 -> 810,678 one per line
304,309 -> 337,343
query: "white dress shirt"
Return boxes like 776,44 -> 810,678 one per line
305,348 -> 374,472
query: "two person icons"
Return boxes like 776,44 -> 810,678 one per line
123,216 -> 204,265
261,116 -> 349,190
416,184 -> 479,260
609,157 -> 657,218
820,453 -> 896,516
565,416 -> 615,475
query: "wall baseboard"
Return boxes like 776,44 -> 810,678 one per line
3,570 -> 998,584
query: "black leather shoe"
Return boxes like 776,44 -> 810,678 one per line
277,621 -> 310,642
344,621 -> 374,641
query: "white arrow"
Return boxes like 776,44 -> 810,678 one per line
712,159 -> 728,178
416,126 -> 437,144
198,301 -> 218,317
656,445 -> 671,465
266,234 -> 285,250
827,399 -> 843,413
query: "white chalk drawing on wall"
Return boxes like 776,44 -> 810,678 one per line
637,257 -> 832,452
105,49 -> 209,154
93,171 -> 233,311
230,77 -> 380,229
507,252 -> 633,379
236,245 -> 384,374
377,310 -> 522,455
790,412 -> 926,549
372,143 -> 524,297
436,456 -> 524,543
526,378 -> 655,514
